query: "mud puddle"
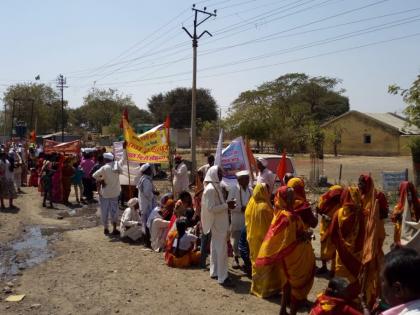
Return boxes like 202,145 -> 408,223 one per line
0,226 -> 60,280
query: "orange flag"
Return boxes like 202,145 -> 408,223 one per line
119,108 -> 129,128
276,149 -> 287,183
29,130 -> 36,143
245,139 -> 257,171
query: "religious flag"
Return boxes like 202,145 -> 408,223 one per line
215,129 -> 224,167
276,149 -> 287,183
119,108 -> 129,128
122,117 -> 169,163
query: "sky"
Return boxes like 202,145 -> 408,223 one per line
0,0 -> 419,117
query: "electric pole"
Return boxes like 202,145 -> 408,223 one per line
183,4 -> 216,182
56,74 -> 68,142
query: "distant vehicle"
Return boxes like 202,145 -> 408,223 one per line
253,153 -> 297,179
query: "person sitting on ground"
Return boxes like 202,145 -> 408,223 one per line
376,247 -> 420,315
310,277 -> 364,315
165,218 -> 201,268
120,197 -> 143,243
149,199 -> 174,252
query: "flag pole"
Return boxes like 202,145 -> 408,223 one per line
165,116 -> 174,194
122,115 -> 132,199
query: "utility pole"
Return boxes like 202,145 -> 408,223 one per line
183,4 -> 216,182
56,74 -> 68,142
10,98 -> 16,138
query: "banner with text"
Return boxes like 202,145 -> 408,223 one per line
221,137 -> 251,180
123,118 -> 169,163
43,139 -> 81,155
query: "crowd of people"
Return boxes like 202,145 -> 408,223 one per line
2,141 -> 420,315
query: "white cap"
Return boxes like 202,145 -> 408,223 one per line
140,163 -> 151,173
103,152 -> 114,161
236,170 -> 250,177
257,158 -> 268,167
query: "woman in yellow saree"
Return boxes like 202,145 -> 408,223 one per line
256,186 -> 315,315
245,183 -> 275,297
316,185 -> 343,275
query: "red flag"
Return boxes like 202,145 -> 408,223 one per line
119,108 -> 129,128
276,149 -> 287,183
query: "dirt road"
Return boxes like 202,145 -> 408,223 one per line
0,154 -> 403,314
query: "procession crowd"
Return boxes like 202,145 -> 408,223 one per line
1,141 -> 420,315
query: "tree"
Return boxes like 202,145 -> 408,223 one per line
68,88 -> 153,135
147,87 -> 218,129
2,83 -> 64,135
225,73 -> 349,152
389,74 -> 420,127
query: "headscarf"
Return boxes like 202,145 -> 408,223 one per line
317,185 -> 344,215
359,174 -> 388,217
204,165 -> 220,183
127,197 -> 138,209
393,181 -> 420,222
274,186 -> 289,210
286,177 -> 310,213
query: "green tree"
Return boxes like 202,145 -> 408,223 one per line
389,74 -> 420,127
226,73 -> 349,152
68,88 -> 152,135
147,87 -> 218,129
2,83 -> 64,135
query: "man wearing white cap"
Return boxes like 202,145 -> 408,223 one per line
256,158 -> 275,192
120,197 -> 143,242
227,170 -> 253,268
136,163 -> 158,247
201,165 -> 236,287
92,144 -> 126,236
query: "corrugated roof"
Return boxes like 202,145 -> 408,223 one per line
322,110 -> 420,135
363,112 -> 420,135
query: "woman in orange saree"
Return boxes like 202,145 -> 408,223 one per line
245,183 -> 275,297
391,181 -> 420,244
316,185 -> 344,275
256,186 -> 315,315
287,177 -> 318,229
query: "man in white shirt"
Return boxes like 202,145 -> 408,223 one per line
256,157 -> 275,193
173,155 -> 189,198
197,155 -> 215,180
92,147 -> 126,236
136,164 -> 157,230
120,197 -> 143,242
201,165 -> 236,287
149,199 -> 174,252
227,170 -> 252,268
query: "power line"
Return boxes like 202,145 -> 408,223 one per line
89,9 -> 420,78
91,15 -> 420,86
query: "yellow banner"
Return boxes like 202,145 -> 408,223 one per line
123,118 -> 169,163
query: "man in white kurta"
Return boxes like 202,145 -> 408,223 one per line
120,198 -> 143,242
136,163 -> 157,232
92,151 -> 126,236
227,170 -> 252,268
201,166 -> 235,286
173,156 -> 189,198
256,158 -> 275,192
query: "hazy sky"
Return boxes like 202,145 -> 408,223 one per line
1,0 -> 419,116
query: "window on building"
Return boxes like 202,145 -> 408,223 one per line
364,134 -> 371,144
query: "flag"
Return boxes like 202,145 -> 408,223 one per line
245,139 -> 257,175
276,149 -> 287,183
35,75 -> 40,80
123,117 -> 169,163
29,130 -> 36,143
119,108 -> 129,128
164,115 -> 171,144
215,129 -> 224,167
